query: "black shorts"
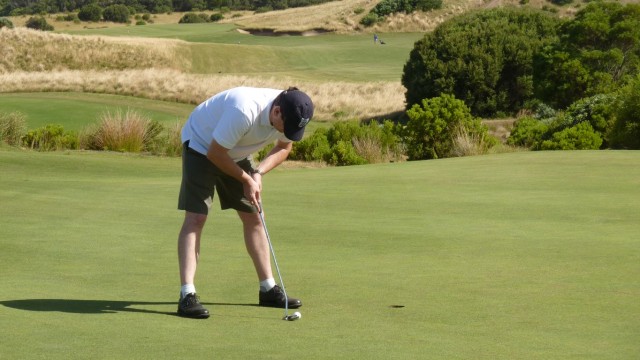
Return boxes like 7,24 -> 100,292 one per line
178,142 -> 258,215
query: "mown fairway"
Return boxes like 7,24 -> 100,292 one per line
0,92 -> 194,131
1,149 -> 638,359
0,92 -> 327,134
64,24 -> 424,81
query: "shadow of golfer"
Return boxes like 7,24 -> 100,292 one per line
1,299 -> 258,316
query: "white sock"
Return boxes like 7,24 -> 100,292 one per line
181,284 -> 196,297
260,278 -> 276,292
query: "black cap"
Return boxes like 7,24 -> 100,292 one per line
280,89 -> 314,141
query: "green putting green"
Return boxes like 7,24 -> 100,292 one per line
1,149 -> 638,359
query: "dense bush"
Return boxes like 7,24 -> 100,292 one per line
539,122 -> 603,150
0,16 -> 13,28
507,117 -> 549,148
289,128 -> 331,162
508,94 -> 617,150
78,4 -> 102,22
403,8 -> 559,118
210,13 -> 223,21
25,16 -> 54,31
289,120 -> 403,165
103,4 -> 130,23
609,75 -> 640,149
402,94 -> 491,160
359,13 -> 379,27
178,12 -> 209,23
23,124 -> 78,151
361,0 -> 441,26
534,2 -> 640,109
0,111 -> 27,146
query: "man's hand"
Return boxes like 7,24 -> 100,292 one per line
245,171 -> 263,207
207,140 -> 262,207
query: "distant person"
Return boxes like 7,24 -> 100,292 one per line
374,33 -> 378,44
176,86 -> 314,319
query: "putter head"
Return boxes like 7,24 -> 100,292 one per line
283,312 -> 301,321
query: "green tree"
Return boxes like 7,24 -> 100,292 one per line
103,4 -> 130,23
78,3 -> 102,22
403,8 -> 559,118
534,1 -> 640,108
403,94 -> 487,160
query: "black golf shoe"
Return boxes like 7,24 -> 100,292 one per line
259,285 -> 302,309
177,293 -> 210,319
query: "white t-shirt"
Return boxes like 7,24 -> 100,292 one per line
181,87 -> 291,161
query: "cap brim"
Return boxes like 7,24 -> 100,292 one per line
284,123 -> 305,141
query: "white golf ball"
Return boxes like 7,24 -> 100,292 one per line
293,311 -> 301,319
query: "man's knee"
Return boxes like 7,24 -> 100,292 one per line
183,211 -> 208,229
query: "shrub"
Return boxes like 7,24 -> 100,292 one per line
403,94 -> 489,160
290,128 -> 331,162
290,120 -> 403,166
609,75 -> 640,149
0,17 -> 14,29
561,94 -> 617,147
62,13 -> 78,21
25,16 -> 54,31
0,112 -> 27,146
326,140 -> 367,166
359,13 -> 379,27
78,4 -> 102,22
539,122 -> 603,150
178,12 -> 209,23
507,116 -> 549,148
22,124 -> 78,151
210,13 -> 224,22
103,5 -> 130,23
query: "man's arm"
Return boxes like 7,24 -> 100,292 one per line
254,140 -> 293,175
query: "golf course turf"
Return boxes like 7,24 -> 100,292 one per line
1,149 -> 638,359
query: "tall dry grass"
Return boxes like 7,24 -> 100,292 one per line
0,69 -> 406,121
0,111 -> 27,146
0,27 -> 186,73
0,25 -> 407,121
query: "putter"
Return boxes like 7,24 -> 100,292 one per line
258,203 -> 301,321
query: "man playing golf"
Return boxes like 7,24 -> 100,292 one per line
176,86 -> 313,319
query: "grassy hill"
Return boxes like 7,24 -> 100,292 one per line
6,0 -> 593,33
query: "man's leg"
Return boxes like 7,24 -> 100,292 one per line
237,210 -> 302,309
237,210 -> 272,281
177,211 -> 210,318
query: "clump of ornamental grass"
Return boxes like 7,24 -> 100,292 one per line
0,111 -> 27,146
83,108 -> 151,153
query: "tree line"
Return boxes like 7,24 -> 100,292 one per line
0,0 -> 332,16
